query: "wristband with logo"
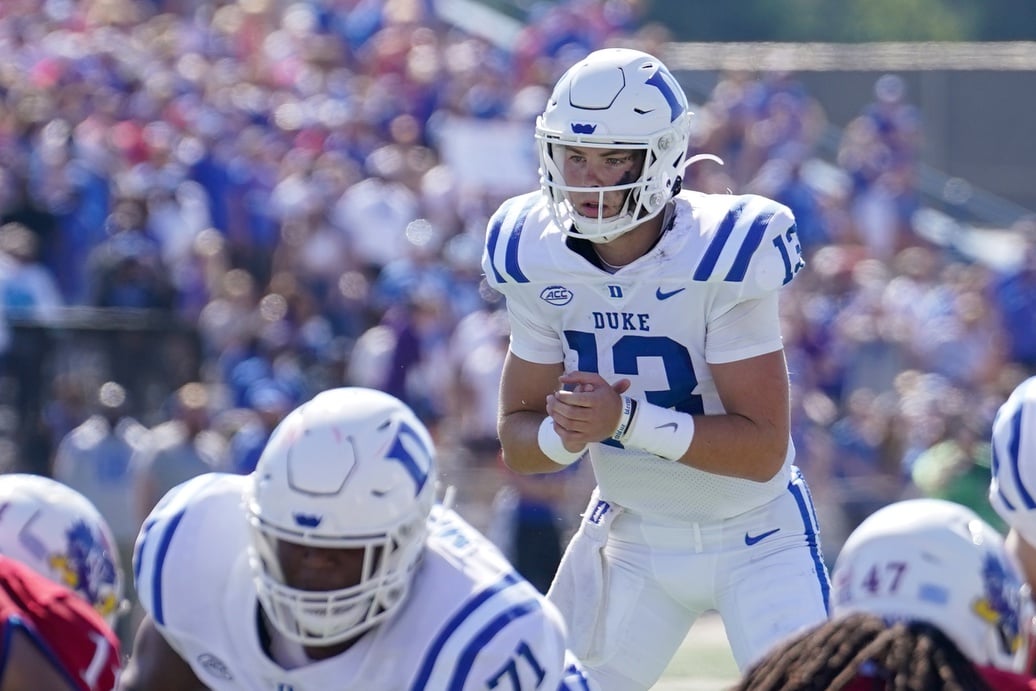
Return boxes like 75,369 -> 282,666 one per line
621,399 -> 695,461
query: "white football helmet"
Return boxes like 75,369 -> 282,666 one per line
0,474 -> 125,626
831,498 -> 1033,672
536,48 -> 693,243
989,375 -> 1036,543
246,387 -> 437,646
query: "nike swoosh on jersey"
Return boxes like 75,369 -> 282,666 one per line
656,422 -> 679,432
744,528 -> 781,546
655,287 -> 686,300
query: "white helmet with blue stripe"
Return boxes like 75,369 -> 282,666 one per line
246,387 -> 437,646
536,48 -> 693,243
990,376 -> 1036,543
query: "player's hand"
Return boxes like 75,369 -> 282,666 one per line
546,371 -> 631,450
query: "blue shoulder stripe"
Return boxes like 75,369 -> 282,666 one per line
693,198 -> 749,281
446,598 -> 543,690
724,208 -> 776,282
559,662 -> 593,691
411,572 -> 522,690
486,197 -> 535,285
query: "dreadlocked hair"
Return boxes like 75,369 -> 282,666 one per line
732,613 -> 992,691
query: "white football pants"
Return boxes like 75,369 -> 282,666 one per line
547,468 -> 831,691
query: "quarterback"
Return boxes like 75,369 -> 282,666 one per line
483,48 -> 830,689
120,387 -> 592,690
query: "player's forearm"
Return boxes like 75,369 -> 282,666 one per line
676,411 -> 788,482
499,411 -> 580,474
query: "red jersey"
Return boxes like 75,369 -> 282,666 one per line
844,664 -> 1036,690
0,555 -> 121,691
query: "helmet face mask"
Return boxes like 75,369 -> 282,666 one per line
536,48 -> 692,243
246,387 -> 436,647
831,498 -> 1033,673
0,474 -> 124,626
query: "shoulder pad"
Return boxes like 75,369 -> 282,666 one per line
133,473 -> 247,628
690,194 -> 804,293
482,192 -> 551,288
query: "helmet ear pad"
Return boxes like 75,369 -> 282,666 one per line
536,48 -> 692,243
246,387 -> 437,647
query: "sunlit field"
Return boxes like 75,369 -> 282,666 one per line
655,612 -> 739,691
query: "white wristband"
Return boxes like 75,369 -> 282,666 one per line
537,417 -> 586,466
622,400 -> 695,461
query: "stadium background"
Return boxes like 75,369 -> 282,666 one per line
2,1 -> 1035,685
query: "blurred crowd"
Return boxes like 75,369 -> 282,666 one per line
0,0 -> 1033,606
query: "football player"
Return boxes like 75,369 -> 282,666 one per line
483,47 -> 830,688
735,498 -> 1036,690
0,474 -> 125,690
991,377 -> 1036,595
120,386 -> 593,690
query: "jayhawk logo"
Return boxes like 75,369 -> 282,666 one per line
49,519 -> 119,619
972,552 -> 1024,656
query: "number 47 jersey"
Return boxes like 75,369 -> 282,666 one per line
483,190 -> 805,523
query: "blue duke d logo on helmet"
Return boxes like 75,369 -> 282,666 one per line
384,420 -> 433,495
645,68 -> 685,122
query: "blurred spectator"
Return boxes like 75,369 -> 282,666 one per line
449,307 -> 509,466
131,382 -> 228,526
989,223 -> 1036,373
0,222 -> 64,319
828,388 -> 904,533
51,380 -> 147,644
488,466 -> 572,595
838,74 -> 923,258
227,381 -> 292,475
910,412 -> 1005,532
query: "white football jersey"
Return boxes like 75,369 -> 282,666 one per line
991,376 -> 1036,543
133,473 -> 590,690
483,190 -> 805,521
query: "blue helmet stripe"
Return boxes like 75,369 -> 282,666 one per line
148,508 -> 186,627
645,68 -> 685,122
1006,407 -> 1036,509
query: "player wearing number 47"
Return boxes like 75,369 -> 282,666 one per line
483,47 -> 830,689
119,387 -> 594,691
